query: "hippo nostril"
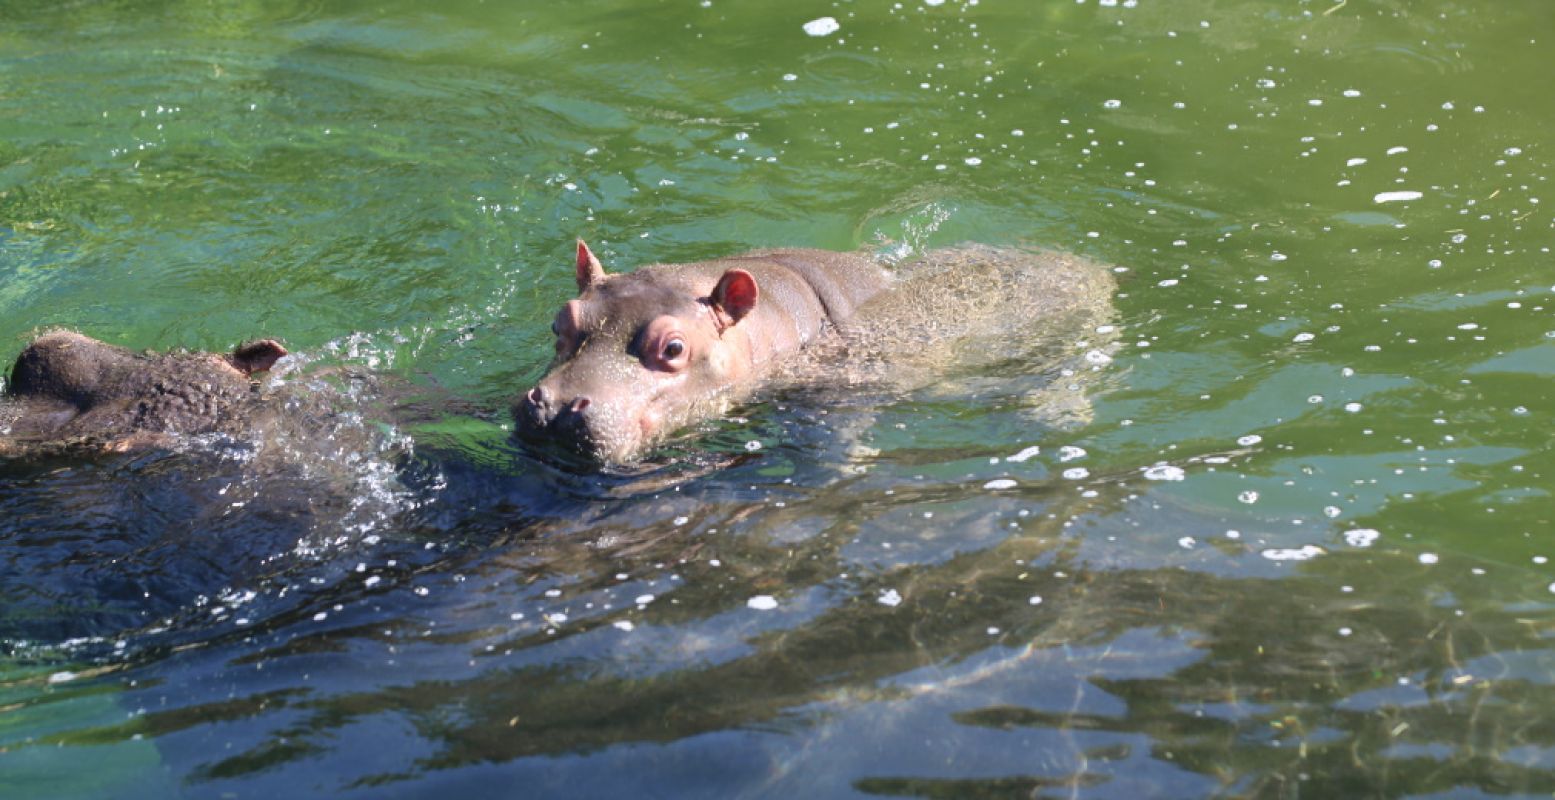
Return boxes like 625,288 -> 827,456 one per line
568,397 -> 591,415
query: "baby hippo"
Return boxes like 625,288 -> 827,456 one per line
515,241 -> 890,464
1,330 -> 287,454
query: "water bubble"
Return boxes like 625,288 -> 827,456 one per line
983,479 -> 1017,490
1062,467 -> 1090,480
1237,434 -> 1263,446
1103,99 -> 1122,109
803,16 -> 840,36
1059,446 -> 1087,462
1006,445 -> 1041,463
1374,191 -> 1423,203
1293,332 -> 1315,343
1238,490 -> 1260,504
635,594 -> 656,605
878,589 -> 903,607
1143,465 -> 1186,481
747,595 -> 778,610
612,620 -> 635,632
1261,545 -> 1324,561
1419,553 -> 1439,565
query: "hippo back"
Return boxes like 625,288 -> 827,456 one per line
742,249 -> 890,324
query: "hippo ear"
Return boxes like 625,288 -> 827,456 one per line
711,269 -> 759,324
576,239 -> 607,292
228,339 -> 288,376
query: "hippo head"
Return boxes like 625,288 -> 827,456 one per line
3,331 -> 289,448
514,241 -> 759,464
8,331 -> 288,406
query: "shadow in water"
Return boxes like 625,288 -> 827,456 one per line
11,463 -> 1555,798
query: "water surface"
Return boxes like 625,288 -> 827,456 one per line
3,1 -> 1554,797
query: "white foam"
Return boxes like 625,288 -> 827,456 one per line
1344,529 -> 1380,547
1261,545 -> 1325,561
803,16 -> 840,36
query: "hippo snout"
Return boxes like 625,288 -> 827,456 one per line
515,384 -> 595,444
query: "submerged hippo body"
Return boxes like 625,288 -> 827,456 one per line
0,330 -> 287,454
515,242 -> 890,463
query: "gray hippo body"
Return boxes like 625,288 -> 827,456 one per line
516,242 -> 1118,466
514,242 -> 890,463
1,331 -> 287,454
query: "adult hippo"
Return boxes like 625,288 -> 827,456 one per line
514,241 -> 890,463
0,330 -> 288,455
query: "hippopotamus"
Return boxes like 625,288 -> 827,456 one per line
0,330 -> 288,455
514,241 -> 891,463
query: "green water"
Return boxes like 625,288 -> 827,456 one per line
2,0 -> 1553,797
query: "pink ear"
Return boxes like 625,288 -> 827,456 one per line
228,339 -> 288,375
575,239 -> 606,292
711,269 -> 759,323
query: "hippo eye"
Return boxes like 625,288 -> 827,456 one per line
662,338 -> 685,360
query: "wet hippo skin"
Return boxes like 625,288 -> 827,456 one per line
0,330 -> 287,455
515,241 -> 890,464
